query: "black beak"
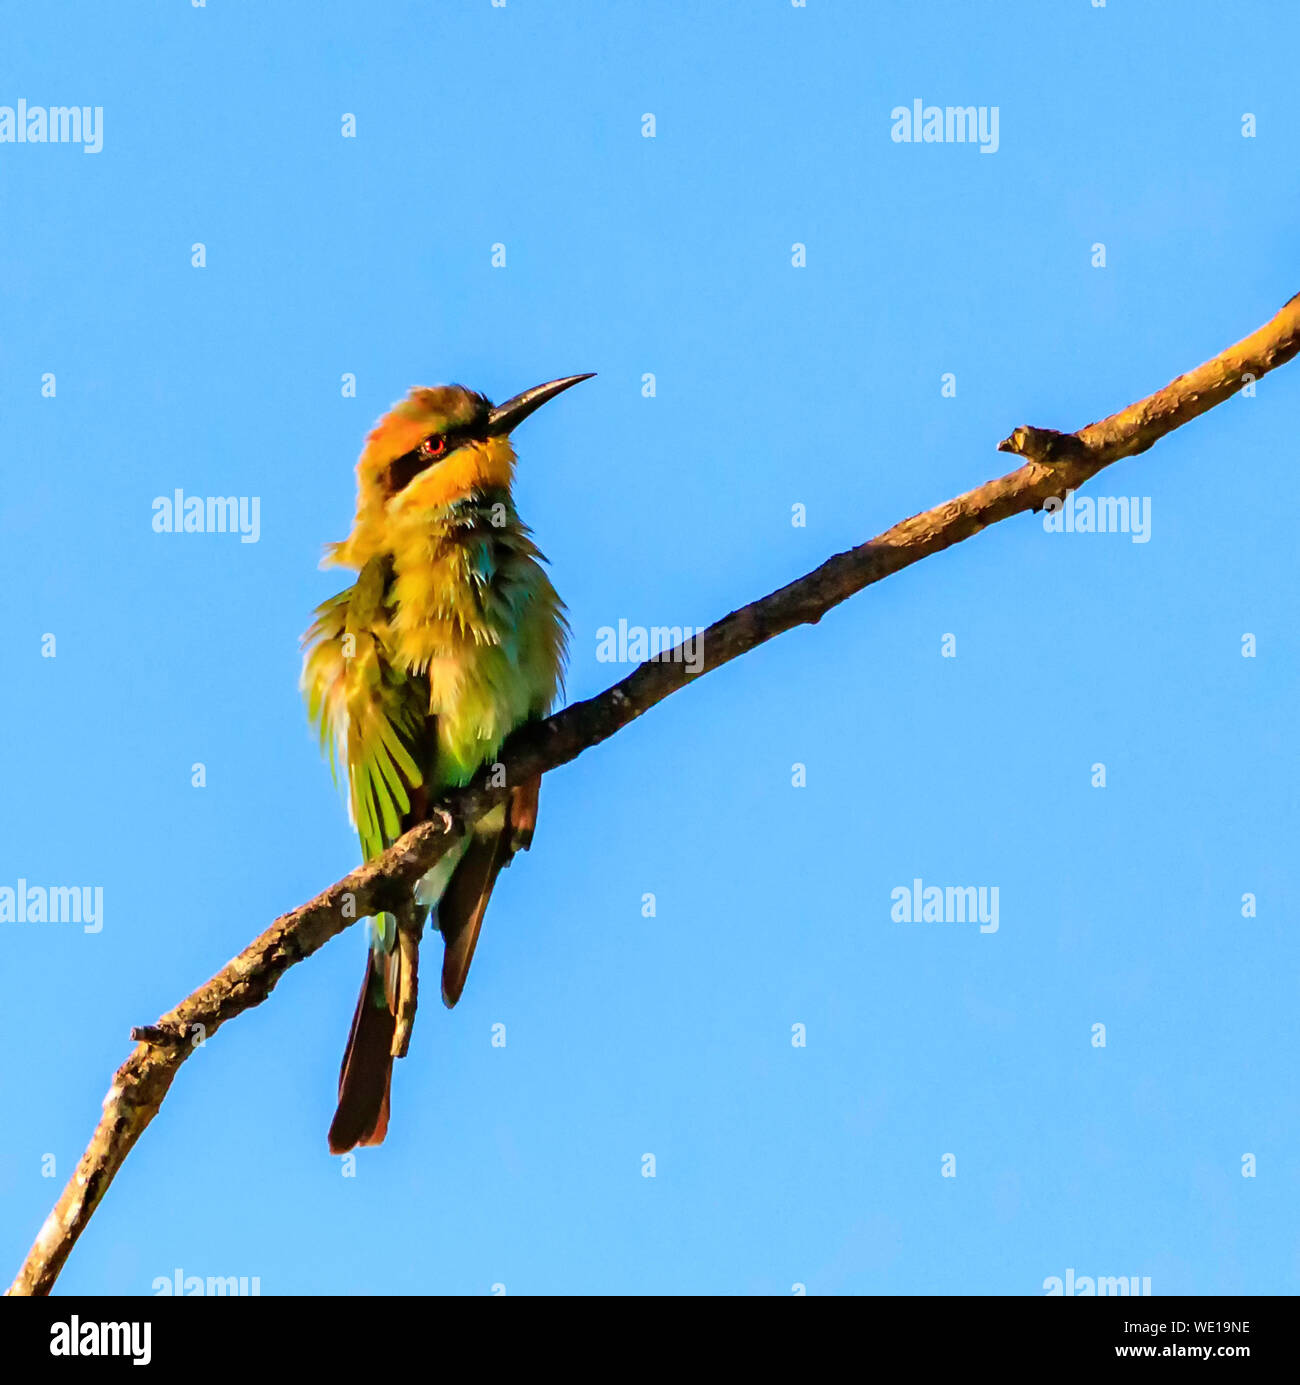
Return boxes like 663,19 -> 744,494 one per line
487,373 -> 595,436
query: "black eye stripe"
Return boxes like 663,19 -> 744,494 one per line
386,421 -> 484,493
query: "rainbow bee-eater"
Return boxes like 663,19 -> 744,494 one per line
301,374 -> 591,1153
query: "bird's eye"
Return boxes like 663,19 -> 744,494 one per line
418,434 -> 447,460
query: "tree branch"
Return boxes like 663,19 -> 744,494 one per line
9,289 -> 1299,1296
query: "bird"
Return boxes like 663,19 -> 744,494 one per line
301,373 -> 591,1153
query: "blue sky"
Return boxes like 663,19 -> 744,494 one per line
2,0 -> 1298,1295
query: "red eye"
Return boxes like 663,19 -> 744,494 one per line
418,435 -> 446,460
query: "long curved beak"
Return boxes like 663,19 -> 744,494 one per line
487,373 -> 595,436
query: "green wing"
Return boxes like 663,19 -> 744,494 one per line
301,554 -> 435,865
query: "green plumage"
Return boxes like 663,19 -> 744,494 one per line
302,491 -> 567,872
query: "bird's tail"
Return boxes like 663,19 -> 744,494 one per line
438,775 -> 542,1008
328,775 -> 542,1150
329,940 -> 405,1154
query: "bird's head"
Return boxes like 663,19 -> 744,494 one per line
328,374 -> 593,568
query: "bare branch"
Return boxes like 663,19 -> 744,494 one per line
9,289 -> 1299,1296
